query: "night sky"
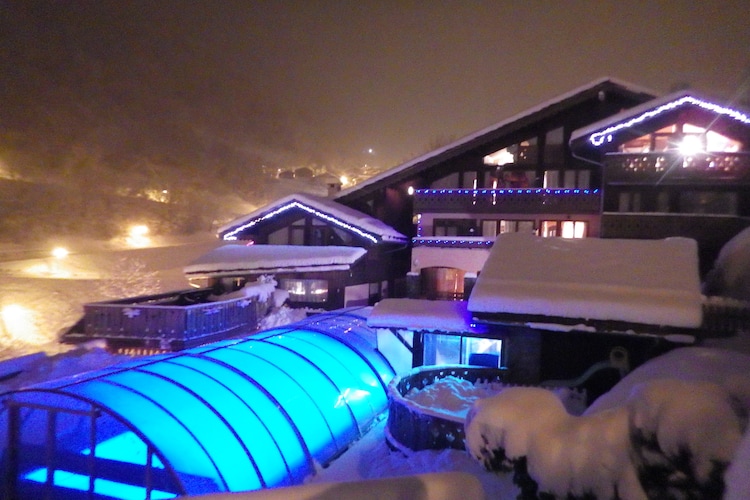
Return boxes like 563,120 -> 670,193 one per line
2,1 -> 749,180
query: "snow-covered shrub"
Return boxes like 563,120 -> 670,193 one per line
628,379 -> 746,499
465,375 -> 748,500
465,386 -> 645,500
703,226 -> 750,301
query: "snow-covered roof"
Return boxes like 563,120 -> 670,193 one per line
335,77 -> 655,200
467,232 -> 703,329
570,89 -> 750,147
184,244 -> 368,276
218,193 -> 407,244
367,298 -> 479,333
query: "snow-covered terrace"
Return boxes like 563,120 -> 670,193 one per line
468,232 -> 703,331
184,244 -> 367,276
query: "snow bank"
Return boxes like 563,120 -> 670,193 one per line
704,225 -> 750,301
184,244 -> 367,275
190,471 -> 485,500
585,346 -> 750,414
468,232 -> 703,328
466,347 -> 750,499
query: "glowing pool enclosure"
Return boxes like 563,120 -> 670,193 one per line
0,309 -> 395,499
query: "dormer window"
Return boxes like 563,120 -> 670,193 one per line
619,123 -> 741,154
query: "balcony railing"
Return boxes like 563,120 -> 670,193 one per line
604,152 -> 750,183
413,188 -> 601,214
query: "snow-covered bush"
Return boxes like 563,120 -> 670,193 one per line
703,226 -> 750,301
465,386 -> 644,500
465,363 -> 749,499
628,379 -> 746,499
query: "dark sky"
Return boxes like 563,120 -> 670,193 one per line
2,1 -> 749,177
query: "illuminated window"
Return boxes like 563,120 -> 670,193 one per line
541,221 -> 587,238
561,220 -> 587,239
422,334 -> 503,367
620,123 -> 742,153
280,279 -> 329,303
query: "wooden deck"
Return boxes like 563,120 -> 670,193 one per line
63,289 -> 271,352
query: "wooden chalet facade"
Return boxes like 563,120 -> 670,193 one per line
334,78 -> 657,298
332,79 -> 750,297
570,90 -> 750,274
195,193 -> 409,310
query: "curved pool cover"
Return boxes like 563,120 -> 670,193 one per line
0,308 -> 395,499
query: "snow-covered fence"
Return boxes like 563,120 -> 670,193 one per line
386,365 -> 508,452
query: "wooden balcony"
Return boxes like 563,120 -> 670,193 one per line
413,188 -> 601,214
604,152 -> 750,184
64,289 -> 269,351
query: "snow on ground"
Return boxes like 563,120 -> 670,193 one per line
2,234 -> 750,499
0,232 -> 222,361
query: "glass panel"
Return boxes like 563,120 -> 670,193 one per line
232,341 -> 358,447
544,170 -> 560,188
144,360 -> 285,488
430,172 -> 459,189
464,338 -> 503,367
679,191 -> 738,215
104,370 -> 257,491
481,220 -> 498,237
177,353 -> 309,484
578,170 -> 591,188
267,335 -> 382,427
422,334 -> 461,366
281,279 -> 329,303
563,170 -> 577,188
67,380 -> 222,488
205,346 -> 338,463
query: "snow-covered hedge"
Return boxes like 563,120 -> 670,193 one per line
465,347 -> 750,499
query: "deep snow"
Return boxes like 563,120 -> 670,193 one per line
1,234 -> 750,499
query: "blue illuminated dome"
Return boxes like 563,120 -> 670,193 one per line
0,309 -> 395,499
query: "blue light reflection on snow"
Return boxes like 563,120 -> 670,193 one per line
23,468 -> 176,499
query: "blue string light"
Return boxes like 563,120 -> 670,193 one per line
223,202 -> 379,243
589,95 -> 750,147
411,238 -> 495,247
415,188 -> 598,196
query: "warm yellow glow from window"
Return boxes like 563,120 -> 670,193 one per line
407,186 -> 415,195
679,135 -> 704,156
483,148 -> 515,166
561,221 -> 587,239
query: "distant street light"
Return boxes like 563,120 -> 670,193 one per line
126,225 -> 151,247
51,247 -> 69,260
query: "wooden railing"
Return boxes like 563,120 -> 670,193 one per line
82,289 -> 267,346
604,152 -> 750,183
413,188 -> 601,214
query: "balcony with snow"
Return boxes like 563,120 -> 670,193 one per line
63,277 -> 281,353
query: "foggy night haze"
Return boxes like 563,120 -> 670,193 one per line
1,0 -> 749,239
